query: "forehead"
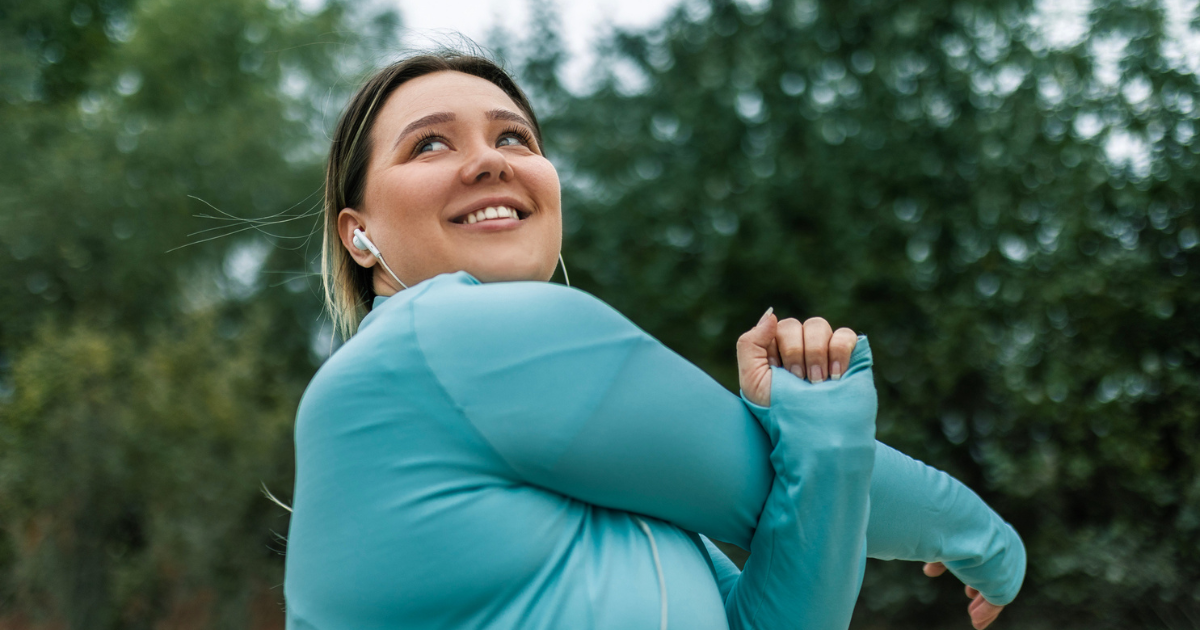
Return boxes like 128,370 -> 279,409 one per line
372,71 -> 523,139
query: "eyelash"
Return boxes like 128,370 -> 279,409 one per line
413,130 -> 444,155
411,126 -> 535,156
499,126 -> 534,148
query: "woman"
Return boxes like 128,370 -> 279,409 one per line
283,52 -> 1024,630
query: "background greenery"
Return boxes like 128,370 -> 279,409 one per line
0,0 -> 1196,628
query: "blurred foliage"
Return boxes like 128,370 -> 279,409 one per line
1,0 -> 1198,628
0,0 -> 398,626
524,0 -> 1200,628
0,315 -> 297,627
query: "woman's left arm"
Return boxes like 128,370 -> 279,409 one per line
414,279 -> 877,629
411,279 -> 1023,618
411,279 -> 775,546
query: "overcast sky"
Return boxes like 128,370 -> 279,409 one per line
394,0 -> 687,90
384,0 -> 1200,91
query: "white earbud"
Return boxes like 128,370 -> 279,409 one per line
352,229 -> 373,253
352,228 -> 409,290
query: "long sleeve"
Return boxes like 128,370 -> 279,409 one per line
410,275 -> 1024,607
865,444 -> 1026,605
701,446 -> 1027,609
723,362 -> 876,629
413,278 -> 773,547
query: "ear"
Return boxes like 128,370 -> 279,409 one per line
337,208 -> 376,269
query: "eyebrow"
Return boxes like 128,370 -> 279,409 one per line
393,112 -> 456,151
486,108 -> 532,129
391,109 -> 536,152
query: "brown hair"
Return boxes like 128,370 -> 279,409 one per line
321,51 -> 543,339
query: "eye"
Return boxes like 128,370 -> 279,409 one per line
498,126 -> 534,149
416,137 -> 449,154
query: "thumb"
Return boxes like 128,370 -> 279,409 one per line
738,308 -> 778,407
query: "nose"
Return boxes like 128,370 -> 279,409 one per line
460,142 -> 514,185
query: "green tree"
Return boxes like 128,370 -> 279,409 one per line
0,0 -> 398,626
3,0 -> 1198,627
0,315 -> 297,627
0,0 -> 398,355
520,0 -> 1199,627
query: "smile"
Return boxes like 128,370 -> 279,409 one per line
452,205 -> 528,225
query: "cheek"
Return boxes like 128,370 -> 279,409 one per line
526,158 -> 562,217
526,161 -> 562,252
375,167 -> 443,218
368,166 -> 453,244
534,167 -> 564,277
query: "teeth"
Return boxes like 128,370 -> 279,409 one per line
461,205 -> 520,224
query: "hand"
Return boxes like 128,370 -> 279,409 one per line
923,562 -> 1006,629
737,308 -> 858,407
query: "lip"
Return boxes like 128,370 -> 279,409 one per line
448,196 -> 531,225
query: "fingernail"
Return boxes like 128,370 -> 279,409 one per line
790,365 -> 804,378
809,364 -> 824,383
768,357 -> 780,367
758,307 -> 774,326
830,361 -> 842,381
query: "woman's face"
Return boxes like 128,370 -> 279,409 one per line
338,70 -> 562,293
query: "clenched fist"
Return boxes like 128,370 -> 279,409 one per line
737,308 -> 858,407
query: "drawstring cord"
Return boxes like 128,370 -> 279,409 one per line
633,516 -> 668,630
270,486 -> 666,628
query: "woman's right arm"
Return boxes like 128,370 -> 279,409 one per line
866,443 -> 1025,607
411,279 -> 1024,608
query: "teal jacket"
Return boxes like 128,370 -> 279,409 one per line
284,271 -> 1024,629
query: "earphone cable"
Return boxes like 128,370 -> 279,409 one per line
375,253 -> 409,290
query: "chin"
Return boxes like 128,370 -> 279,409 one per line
464,257 -> 556,284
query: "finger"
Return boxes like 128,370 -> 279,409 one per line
828,327 -> 857,381
737,308 -> 778,407
969,595 -> 1003,630
775,318 -> 806,379
763,323 -> 781,368
965,585 -> 980,599
802,317 -> 833,383
968,595 -> 991,626
767,332 -> 781,368
743,308 -> 782,368
981,605 -> 1003,629
973,608 -> 1002,630
923,562 -> 947,577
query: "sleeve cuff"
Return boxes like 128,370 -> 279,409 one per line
739,390 -> 770,420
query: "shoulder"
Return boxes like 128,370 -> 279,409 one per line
403,274 -> 651,406
411,272 -> 621,320
407,272 -> 641,345
297,281 -> 435,419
